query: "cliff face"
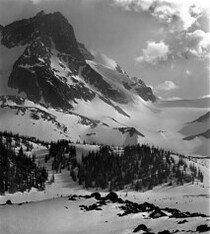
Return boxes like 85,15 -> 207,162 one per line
1,11 -> 156,109
1,11 -> 81,57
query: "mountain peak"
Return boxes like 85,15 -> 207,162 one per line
1,11 -> 82,57
35,10 -> 45,18
51,11 -> 65,17
124,77 -> 156,102
2,11 -> 156,110
131,77 -> 146,86
35,10 -> 66,19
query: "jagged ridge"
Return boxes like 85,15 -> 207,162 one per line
1,11 -> 156,110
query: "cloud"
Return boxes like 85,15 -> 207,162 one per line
169,29 -> 210,59
164,29 -> 210,60
30,0 -> 41,3
112,0 -> 210,62
200,94 -> 210,98
185,69 -> 191,76
136,41 -> 170,64
112,0 -> 209,31
29,0 -> 105,4
185,30 -> 210,58
28,0 -> 61,4
156,81 -> 179,91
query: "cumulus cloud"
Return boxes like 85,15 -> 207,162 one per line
185,30 -> 210,58
112,0 -> 210,62
136,41 -> 170,64
112,0 -> 209,31
164,29 -> 210,59
156,81 -> 179,91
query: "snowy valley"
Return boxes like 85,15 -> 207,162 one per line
0,10 -> 209,234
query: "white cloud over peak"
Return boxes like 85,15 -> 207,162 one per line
112,0 -> 210,63
164,29 -> 210,60
136,41 -> 170,64
112,0 -> 209,31
156,81 -> 179,91
185,30 -> 210,58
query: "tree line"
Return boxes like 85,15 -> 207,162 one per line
0,134 -> 48,195
76,144 -> 204,191
0,131 -> 49,148
47,141 -> 204,191
47,140 -> 76,174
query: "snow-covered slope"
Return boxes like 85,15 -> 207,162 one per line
0,92 -> 209,155
0,148 -> 209,234
1,192 -> 210,234
89,49 -> 119,70
0,11 -> 209,156
0,95 -> 145,146
178,111 -> 210,155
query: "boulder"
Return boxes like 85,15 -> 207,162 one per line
196,224 -> 210,233
133,224 -> 148,233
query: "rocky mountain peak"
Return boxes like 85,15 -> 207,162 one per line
1,11 -> 82,58
130,77 -> 146,87
35,10 -> 46,18
122,76 -> 156,102
1,11 -> 156,110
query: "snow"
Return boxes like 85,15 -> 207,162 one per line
88,49 -> 118,70
0,32 -> 209,155
73,96 -> 128,126
0,146 -> 209,234
0,106 -> 68,142
50,49 -> 72,82
1,17 -> 210,234
0,33 -> 26,96
87,60 -> 133,103
1,148 -> 209,210
0,187 -> 209,234
73,144 -> 100,161
19,63 -> 44,69
0,92 -> 209,154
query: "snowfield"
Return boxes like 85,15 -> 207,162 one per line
0,148 -> 209,234
0,94 -> 209,155
0,28 -> 209,155
0,189 -> 209,234
0,11 -> 209,234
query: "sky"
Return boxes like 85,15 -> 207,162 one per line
0,0 -> 209,99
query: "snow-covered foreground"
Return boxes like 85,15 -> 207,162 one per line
0,192 -> 210,234
0,152 -> 209,234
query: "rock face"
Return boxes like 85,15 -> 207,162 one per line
191,111 -> 210,123
1,11 -> 81,57
183,129 -> 210,140
2,11 -> 95,108
180,111 -> 210,143
133,224 -> 148,233
1,11 -> 156,110
124,77 -> 156,102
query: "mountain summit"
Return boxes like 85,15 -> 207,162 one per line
0,12 -> 208,155
0,11 -> 155,109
